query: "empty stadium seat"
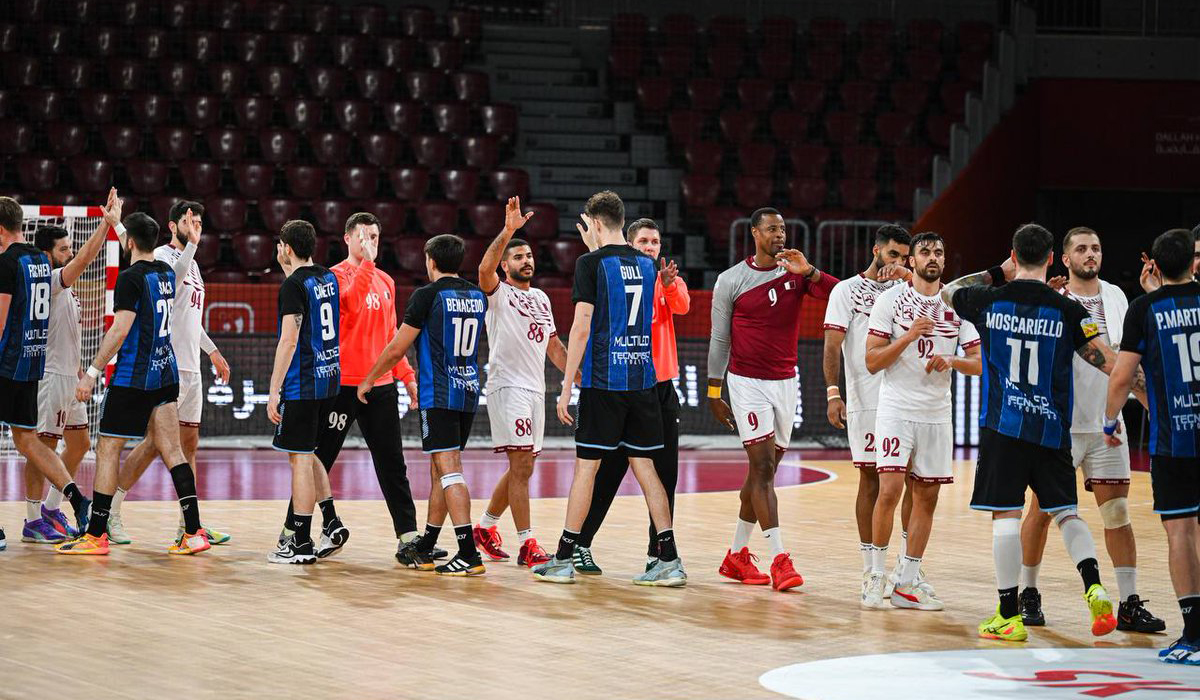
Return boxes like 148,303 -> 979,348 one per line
680,174 -> 719,211
708,15 -> 747,46
480,103 -> 517,141
839,178 -> 879,211
465,201 -> 505,235
260,1 -> 293,31
186,31 -> 222,63
154,126 -> 193,160
209,63 -> 247,97
182,94 -> 221,129
656,47 -> 693,80
257,65 -> 296,98
338,166 -> 379,199
79,91 -> 117,124
789,144 -> 830,178
769,110 -> 808,143
707,46 -> 744,81
907,19 -> 944,48
839,81 -> 879,114
612,13 -> 649,45
761,16 -> 798,47
333,100 -> 373,133
307,66 -> 348,100
807,48 -> 843,82
736,78 -> 774,112
280,34 -> 317,65
940,80 -> 971,119
312,200 -> 355,235
87,25 -> 121,57
351,4 -> 388,35
719,109 -> 757,144
211,0 -> 244,31
461,135 -> 500,172
283,165 -> 326,199
359,132 -> 399,168
857,18 -> 897,46
230,32 -> 267,64
905,50 -> 944,83
447,9 -> 482,43
636,76 -> 672,114
893,178 -> 920,213
69,157 -> 112,194
388,166 -> 430,201
232,96 -> 272,130
332,35 -> 368,68
394,236 -> 428,272
233,234 -> 274,272
132,93 -> 170,126
787,80 -> 827,113
450,70 -> 489,104
662,13 -> 698,44
260,129 -> 300,164
108,59 -> 144,92
159,61 -> 197,95
704,206 -> 744,249
824,111 -> 863,145
893,145 -> 933,177
856,49 -> 894,82
787,177 -> 827,211
208,197 -> 247,231
206,269 -> 250,284
403,69 -> 443,102
426,40 -> 463,70
281,98 -> 325,132
432,101 -> 472,138
383,100 -> 422,136
0,123 -> 33,156
521,202 -> 559,241
737,143 -> 776,175
890,81 -> 931,116
205,127 -> 246,162
841,146 -> 880,178
258,198 -> 302,232
101,124 -> 141,159
399,5 -> 435,38
179,161 -> 221,196
684,141 -> 723,175
416,201 -> 458,234
734,175 -> 772,208
875,112 -> 915,146
127,159 -> 169,195
355,68 -> 396,101
40,25 -> 73,55
548,239 -> 589,273
440,168 -> 480,204
18,157 -> 58,191
686,78 -> 723,112
487,169 -> 529,201
232,162 -> 275,198
410,134 -> 450,169
56,57 -> 92,91
378,38 -> 416,70
195,234 -> 221,269
45,123 -> 85,158
757,49 -> 794,82
151,194 -> 185,226
608,46 -> 644,82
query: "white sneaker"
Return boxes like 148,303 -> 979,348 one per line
861,570 -> 871,598
891,580 -> 944,611
107,511 -> 132,545
862,571 -> 889,609
885,564 -> 899,599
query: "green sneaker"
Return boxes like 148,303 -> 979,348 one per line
978,606 -> 1027,642
1084,583 -> 1117,636
107,511 -> 132,545
177,523 -> 231,546
572,545 -> 602,575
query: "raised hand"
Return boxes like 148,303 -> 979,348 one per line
878,262 -> 911,282
658,257 -> 679,287
504,196 -> 534,232
775,249 -> 814,276
575,213 -> 599,251
179,208 -> 201,245
359,227 -> 377,263
905,317 -> 935,341
1047,275 -> 1068,291
1139,252 -> 1162,293
100,187 -> 122,228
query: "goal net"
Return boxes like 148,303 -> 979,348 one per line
0,206 -> 116,458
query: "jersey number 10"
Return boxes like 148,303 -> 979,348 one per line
1170,332 -> 1200,382
451,317 -> 479,356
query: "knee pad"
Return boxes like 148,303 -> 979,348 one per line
1052,507 -> 1080,527
439,472 -> 466,490
1099,497 -> 1131,529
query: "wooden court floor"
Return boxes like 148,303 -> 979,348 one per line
0,457 -> 1178,700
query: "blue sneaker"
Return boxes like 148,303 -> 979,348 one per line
1159,637 -> 1200,665
633,557 -> 687,587
42,505 -> 78,538
72,498 -> 91,535
22,518 -> 66,543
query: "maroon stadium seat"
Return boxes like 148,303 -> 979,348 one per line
893,145 -> 933,177
926,114 -> 953,149
839,179 -> 879,211
18,157 -> 59,191
88,25 -> 122,58
432,101 -> 472,138
439,168 -> 479,204
338,166 -> 379,199
360,200 -> 406,237
707,46 -> 744,81
636,77 -> 672,114
487,168 -> 529,201
159,61 -> 197,95
608,47 -> 644,82
450,71 -> 490,104
388,166 -> 429,201
940,80 -> 971,119
824,111 -> 863,145
858,18 -> 897,46
410,134 -> 450,170
232,162 -> 275,198
703,206 -> 742,249
79,91 -> 118,124
890,81 -> 931,116
416,202 -> 458,234
185,31 -> 222,63
281,98 -> 324,133
359,132 -> 399,168
757,49 -> 794,82
734,175 -> 772,209
427,40 -> 464,71
957,21 -> 994,56
56,57 -> 92,91
208,197 -> 247,231
280,34 -> 317,66
459,238 -> 488,274
809,17 -> 847,46
719,109 -> 757,145
668,110 -> 707,145
355,68 -> 396,102
905,50 -> 944,83
684,79 -> 721,113
260,129 -> 299,164
839,81 -> 879,114
807,47 -> 843,82
465,201 -> 505,236
957,53 -> 987,84
107,59 -> 144,92
736,78 -> 774,113
45,123 -> 86,158
0,91 -> 10,120
307,66 -> 348,101
132,93 -> 170,126
182,94 -> 221,129
260,0 -> 293,31
69,158 -> 112,194
521,202 -> 558,241
234,234 -> 274,272
179,161 -> 221,196
856,49 -> 894,82
875,112 -> 916,146
480,103 -> 517,141
679,174 -> 719,211
761,15 -> 799,45
787,177 -> 827,211
394,236 -> 428,273
304,2 -> 336,33
769,110 -> 808,144
378,38 -> 416,70
907,19 -> 944,48
787,80 -> 827,114
101,124 -> 141,159
893,178 -> 919,213
789,144 -> 830,178
383,100 -> 422,137
661,14 -> 698,45
258,198 -> 302,232
0,123 -> 33,156
211,0 -> 244,31
312,201 -> 355,235
655,47 -> 693,80
841,146 -> 879,178
154,126 -> 194,161
737,143 -> 776,175
207,269 -> 250,284
40,25 -> 73,55
447,9 -> 482,43
403,70 -> 443,102
230,32 -> 267,64
351,4 -> 388,35
461,135 -> 500,172
22,89 -> 63,122
548,239 -> 589,273
612,13 -> 649,45
0,23 -> 18,54
283,165 -> 326,199
209,63 -> 247,97
195,234 -> 221,269
151,195 -> 185,225
332,36 -> 368,69
257,65 -> 296,99
400,5 -> 434,38
205,127 -> 246,162
333,100 -> 372,133
232,96 -> 273,130
708,15 -> 747,46
684,141 -> 722,175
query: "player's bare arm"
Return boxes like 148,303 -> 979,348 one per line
822,328 -> 847,429
927,344 -> 983,375
479,196 -> 534,292
1077,336 -> 1116,375
1102,350 -> 1142,446
547,334 -> 569,374
557,302 -> 592,425
267,313 -> 302,424
74,309 -> 136,402
61,188 -> 120,288
941,258 -> 1016,307
706,274 -> 735,431
200,328 -> 231,383
877,262 -> 912,282
865,317 -> 935,374
358,323 -> 420,403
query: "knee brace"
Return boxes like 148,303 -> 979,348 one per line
1052,507 -> 1079,527
439,472 -> 466,490
1099,497 -> 1131,529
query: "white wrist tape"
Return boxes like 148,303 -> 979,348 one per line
86,366 -> 102,379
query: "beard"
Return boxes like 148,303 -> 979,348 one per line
916,265 -> 942,282
1070,264 -> 1098,280
508,266 -> 534,282
175,231 -> 188,248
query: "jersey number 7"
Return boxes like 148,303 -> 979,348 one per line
624,284 -> 643,326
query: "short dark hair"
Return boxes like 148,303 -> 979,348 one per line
345,211 -> 380,233
1152,228 -> 1196,280
626,217 -> 659,241
584,190 -> 625,230
124,213 -> 159,253
1012,223 -> 1053,267
909,231 -> 944,250
1062,226 -> 1098,250
34,225 -> 69,253
280,219 -> 316,259
0,196 -> 22,232
750,207 -> 782,230
875,224 -> 911,246
504,238 -> 531,257
425,233 -> 465,273
167,199 -> 205,225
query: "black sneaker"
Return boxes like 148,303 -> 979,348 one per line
435,551 -> 485,576
431,545 -> 449,560
396,541 -> 435,571
1117,595 -> 1167,633
268,536 -> 316,565
1020,587 -> 1045,626
315,517 -> 349,559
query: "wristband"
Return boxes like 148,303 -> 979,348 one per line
707,385 -> 722,399
1102,416 -> 1119,436
987,265 -> 1006,287
86,366 -> 102,379
114,222 -> 127,236
826,385 -> 841,397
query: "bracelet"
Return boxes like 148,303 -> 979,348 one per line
1102,416 -> 1119,436
706,385 -> 722,399
114,222 -> 127,236
86,366 -> 102,379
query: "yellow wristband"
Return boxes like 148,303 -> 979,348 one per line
707,385 -> 722,399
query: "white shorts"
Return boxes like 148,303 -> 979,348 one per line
1071,431 -> 1131,490
177,370 -> 202,427
726,372 -> 797,451
847,409 -> 877,468
875,414 -> 953,483
37,372 -> 88,439
487,387 -> 544,455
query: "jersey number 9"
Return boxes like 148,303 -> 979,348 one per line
30,281 -> 50,321
319,301 -> 335,341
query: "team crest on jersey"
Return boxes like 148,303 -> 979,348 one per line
900,305 -> 916,321
1081,318 -> 1099,338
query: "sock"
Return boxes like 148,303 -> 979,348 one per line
871,544 -> 888,573
454,523 -> 475,557
899,530 -> 908,562
1180,595 -> 1200,641
290,512 -> 313,544
479,511 -> 501,529
860,542 -> 872,573
63,482 -> 84,512
555,529 -> 579,561
1076,558 -> 1101,591
898,555 -> 922,586
1055,512 -> 1100,591
993,518 -> 1022,617
44,485 -> 63,510
317,497 -> 338,527
655,528 -> 678,561
25,499 -> 39,522
731,518 -> 755,552
1020,563 -> 1040,590
169,464 -> 201,534
87,491 -> 113,538
110,487 -> 127,515
762,527 -> 785,557
1115,567 -> 1137,602
517,528 -> 534,543
416,523 -> 441,551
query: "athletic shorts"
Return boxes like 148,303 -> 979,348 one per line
488,387 -> 544,456
1149,455 -> 1200,518
970,428 -> 1076,513
875,415 -> 953,483
37,372 -> 88,439
177,369 -> 202,427
726,372 -> 797,451
99,384 -> 179,440
273,396 -> 336,454
847,409 -> 877,468
420,407 -> 475,454
575,387 -> 663,460
1071,431 -> 1131,491
0,376 -> 39,430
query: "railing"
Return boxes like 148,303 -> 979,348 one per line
727,217 -> 811,268
1012,0 -> 1200,37
812,219 -> 899,278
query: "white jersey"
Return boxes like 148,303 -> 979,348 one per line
484,281 -> 556,395
822,274 -> 898,412
868,282 -> 980,423
1064,289 -> 1124,433
155,243 -> 205,373
44,267 -> 81,377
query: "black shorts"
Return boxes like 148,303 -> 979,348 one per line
575,386 -> 664,460
970,428 -> 1077,513
0,376 -> 38,430
273,396 -> 336,454
99,384 -> 179,439
420,408 -> 474,453
1150,455 -> 1200,519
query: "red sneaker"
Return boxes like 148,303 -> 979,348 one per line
770,552 -> 804,591
718,547 -> 770,585
517,538 -> 551,567
472,525 -> 510,561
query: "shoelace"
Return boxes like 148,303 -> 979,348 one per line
575,548 -> 596,567
736,550 -> 760,565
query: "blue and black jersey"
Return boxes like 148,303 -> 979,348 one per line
571,244 -> 657,391
111,260 -> 180,390
403,276 -> 486,412
1121,281 -> 1200,458
278,265 -> 340,401
0,242 -> 52,382
954,280 -> 1098,450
